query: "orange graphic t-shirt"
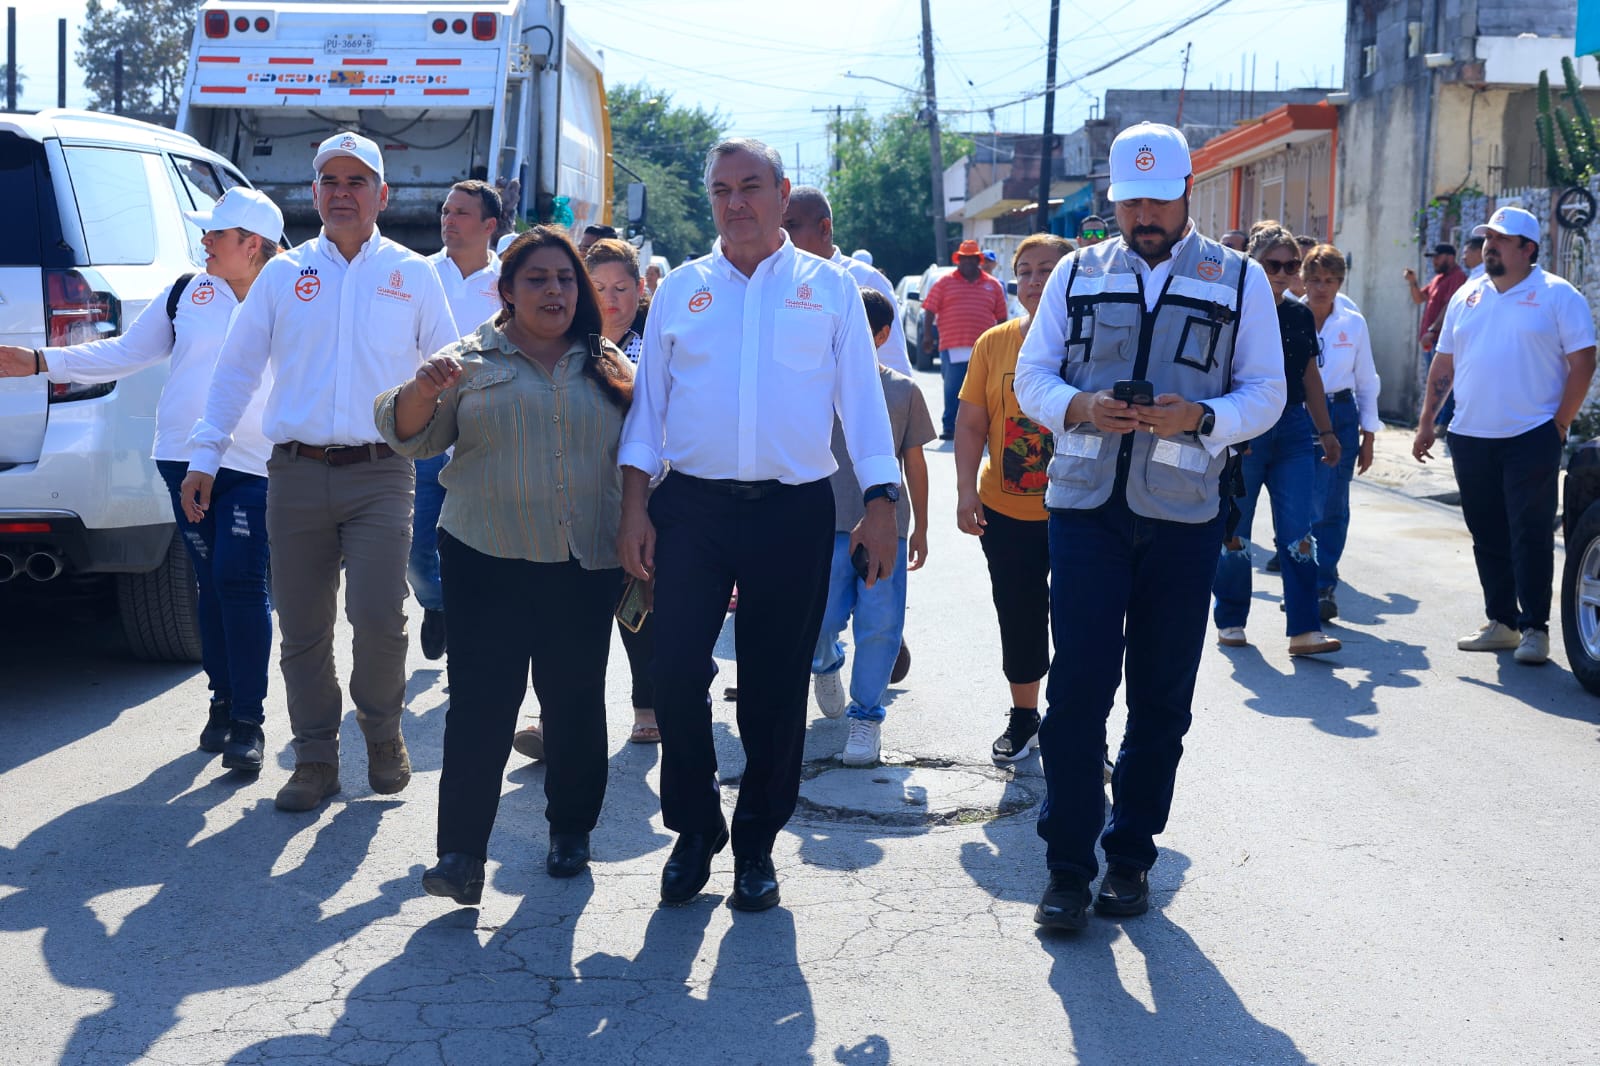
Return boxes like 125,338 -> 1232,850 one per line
957,318 -> 1053,522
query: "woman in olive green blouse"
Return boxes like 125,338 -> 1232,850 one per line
376,226 -> 634,906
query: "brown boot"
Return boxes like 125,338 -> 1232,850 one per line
367,735 -> 412,795
274,763 -> 341,812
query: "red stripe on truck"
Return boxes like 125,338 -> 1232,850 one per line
268,57 -> 315,65
415,58 -> 461,66
197,55 -> 240,63
200,85 -> 248,93
423,88 -> 470,95
343,58 -> 388,65
276,87 -> 321,95
350,89 -> 393,95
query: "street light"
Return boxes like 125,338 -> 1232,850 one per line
843,71 -> 920,95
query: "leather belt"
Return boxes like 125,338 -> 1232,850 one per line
278,441 -> 396,466
674,473 -> 788,500
1327,389 -> 1355,404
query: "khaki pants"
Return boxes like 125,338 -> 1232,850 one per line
265,449 -> 414,767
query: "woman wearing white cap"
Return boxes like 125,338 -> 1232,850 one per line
0,188 -> 285,773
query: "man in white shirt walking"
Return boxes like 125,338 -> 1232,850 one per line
1414,206 -> 1597,665
412,180 -> 506,660
617,138 -> 900,912
183,132 -> 459,812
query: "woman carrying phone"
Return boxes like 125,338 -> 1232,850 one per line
377,226 -> 634,905
1211,222 -> 1342,655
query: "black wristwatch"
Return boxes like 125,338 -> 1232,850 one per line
863,483 -> 901,506
1192,402 -> 1216,438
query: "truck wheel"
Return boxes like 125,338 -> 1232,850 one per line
118,530 -> 203,662
1562,500 -> 1600,695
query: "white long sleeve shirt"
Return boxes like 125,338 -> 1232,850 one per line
428,249 -> 503,338
1016,230 -> 1287,455
1314,304 -> 1383,433
188,229 -> 458,477
619,235 -> 900,490
45,274 -> 273,476
832,247 -> 914,376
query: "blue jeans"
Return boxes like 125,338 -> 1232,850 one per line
810,533 -> 909,722
1037,496 -> 1222,880
407,453 -> 447,612
939,354 -> 969,435
1213,404 -> 1322,636
156,460 -> 272,724
1311,397 -> 1359,593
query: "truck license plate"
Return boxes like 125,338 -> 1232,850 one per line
324,33 -> 375,55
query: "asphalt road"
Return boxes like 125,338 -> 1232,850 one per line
2,376 -> 1597,1065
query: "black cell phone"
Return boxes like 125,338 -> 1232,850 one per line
1112,379 -> 1154,405
851,544 -> 871,582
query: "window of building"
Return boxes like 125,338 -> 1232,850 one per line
1362,43 -> 1379,78
1407,21 -> 1423,58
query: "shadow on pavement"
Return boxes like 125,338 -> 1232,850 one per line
1221,631 -> 1430,739
1037,852 -> 1310,1064
1327,583 -> 1420,627
1458,654 -> 1597,724
0,752 -> 409,1064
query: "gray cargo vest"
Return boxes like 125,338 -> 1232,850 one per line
1045,232 -> 1248,523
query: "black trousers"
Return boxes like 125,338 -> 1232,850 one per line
1448,421 -> 1562,632
977,505 -> 1051,687
649,472 -> 835,857
436,532 -> 618,858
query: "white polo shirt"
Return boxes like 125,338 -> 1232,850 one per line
1314,304 -> 1383,433
428,249 -> 503,337
188,229 -> 459,476
832,247 -> 913,376
46,274 -> 273,477
619,234 -> 899,489
1437,266 -> 1596,438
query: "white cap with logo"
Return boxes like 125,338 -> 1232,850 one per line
182,186 -> 285,241
1472,206 -> 1540,245
313,131 -> 385,184
1107,121 -> 1192,203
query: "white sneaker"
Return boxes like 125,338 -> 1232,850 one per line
1457,621 -> 1521,651
1216,626 -> 1247,647
1513,629 -> 1550,665
842,718 -> 882,766
813,670 -> 847,719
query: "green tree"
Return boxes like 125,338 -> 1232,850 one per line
607,83 -> 726,264
78,0 -> 197,115
827,105 -> 971,283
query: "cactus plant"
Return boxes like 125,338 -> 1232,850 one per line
1536,58 -> 1600,185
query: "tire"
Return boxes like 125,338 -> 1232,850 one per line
118,529 -> 203,662
1561,500 -> 1600,696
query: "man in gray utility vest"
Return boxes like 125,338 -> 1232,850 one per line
1014,121 -> 1286,931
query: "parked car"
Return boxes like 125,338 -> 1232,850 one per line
893,274 -> 921,364
1562,438 -> 1600,694
912,265 -> 956,371
0,109 -> 251,661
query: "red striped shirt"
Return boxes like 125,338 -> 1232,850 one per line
921,272 -> 1008,349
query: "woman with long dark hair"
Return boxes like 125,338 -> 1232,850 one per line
377,226 -> 634,905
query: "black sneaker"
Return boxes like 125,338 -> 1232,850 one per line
222,721 -> 265,773
1035,871 -> 1092,931
1318,589 -> 1338,622
991,707 -> 1040,764
421,608 -> 447,660
199,698 -> 231,753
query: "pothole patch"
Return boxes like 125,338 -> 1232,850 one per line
790,755 -> 1041,828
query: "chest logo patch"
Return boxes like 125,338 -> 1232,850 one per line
1196,256 -> 1223,281
294,270 -> 321,302
797,283 -> 812,301
1465,289 -> 1481,308
190,281 -> 215,306
689,288 -> 713,313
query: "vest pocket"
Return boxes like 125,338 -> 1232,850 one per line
1142,436 -> 1213,502
1085,302 -> 1139,365
1173,315 -> 1222,373
1050,426 -> 1112,487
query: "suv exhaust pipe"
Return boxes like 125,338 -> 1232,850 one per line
0,551 -> 22,583
24,550 -> 64,581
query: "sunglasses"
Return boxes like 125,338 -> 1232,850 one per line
1080,228 -> 1107,239
1261,258 -> 1302,276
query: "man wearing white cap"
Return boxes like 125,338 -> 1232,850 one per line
1014,121 -> 1285,930
1414,206 -> 1597,665
183,131 -> 459,812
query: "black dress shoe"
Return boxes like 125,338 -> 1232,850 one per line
221,721 -> 264,773
422,853 -> 485,906
547,832 -> 591,878
1034,871 -> 1092,931
659,823 -> 729,904
199,697 -> 231,753
420,608 -> 447,660
728,853 -> 781,912
1094,864 -> 1150,917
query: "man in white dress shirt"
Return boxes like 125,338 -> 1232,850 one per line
1013,122 -> 1285,930
617,138 -> 900,912
183,132 -> 459,812
412,180 -> 506,660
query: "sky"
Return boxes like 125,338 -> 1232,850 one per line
10,0 -> 1349,185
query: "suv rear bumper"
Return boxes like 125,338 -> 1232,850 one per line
0,510 -> 172,574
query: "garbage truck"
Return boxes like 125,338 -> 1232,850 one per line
176,0 -> 612,250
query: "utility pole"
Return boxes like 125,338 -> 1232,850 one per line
1176,42 -> 1192,127
6,8 -> 16,113
921,0 -> 949,264
58,19 -> 67,108
1035,0 -> 1061,235
810,104 -> 864,178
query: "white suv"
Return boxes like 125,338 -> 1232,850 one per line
0,110 -> 252,660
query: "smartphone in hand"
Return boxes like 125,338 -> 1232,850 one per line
616,575 -> 651,633
851,544 -> 871,582
1112,379 -> 1154,405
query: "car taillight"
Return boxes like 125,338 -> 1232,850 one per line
471,12 -> 496,39
254,16 -> 269,31
44,270 -> 120,403
205,10 -> 229,37
451,18 -> 467,33
234,15 -> 248,31
432,17 -> 447,32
